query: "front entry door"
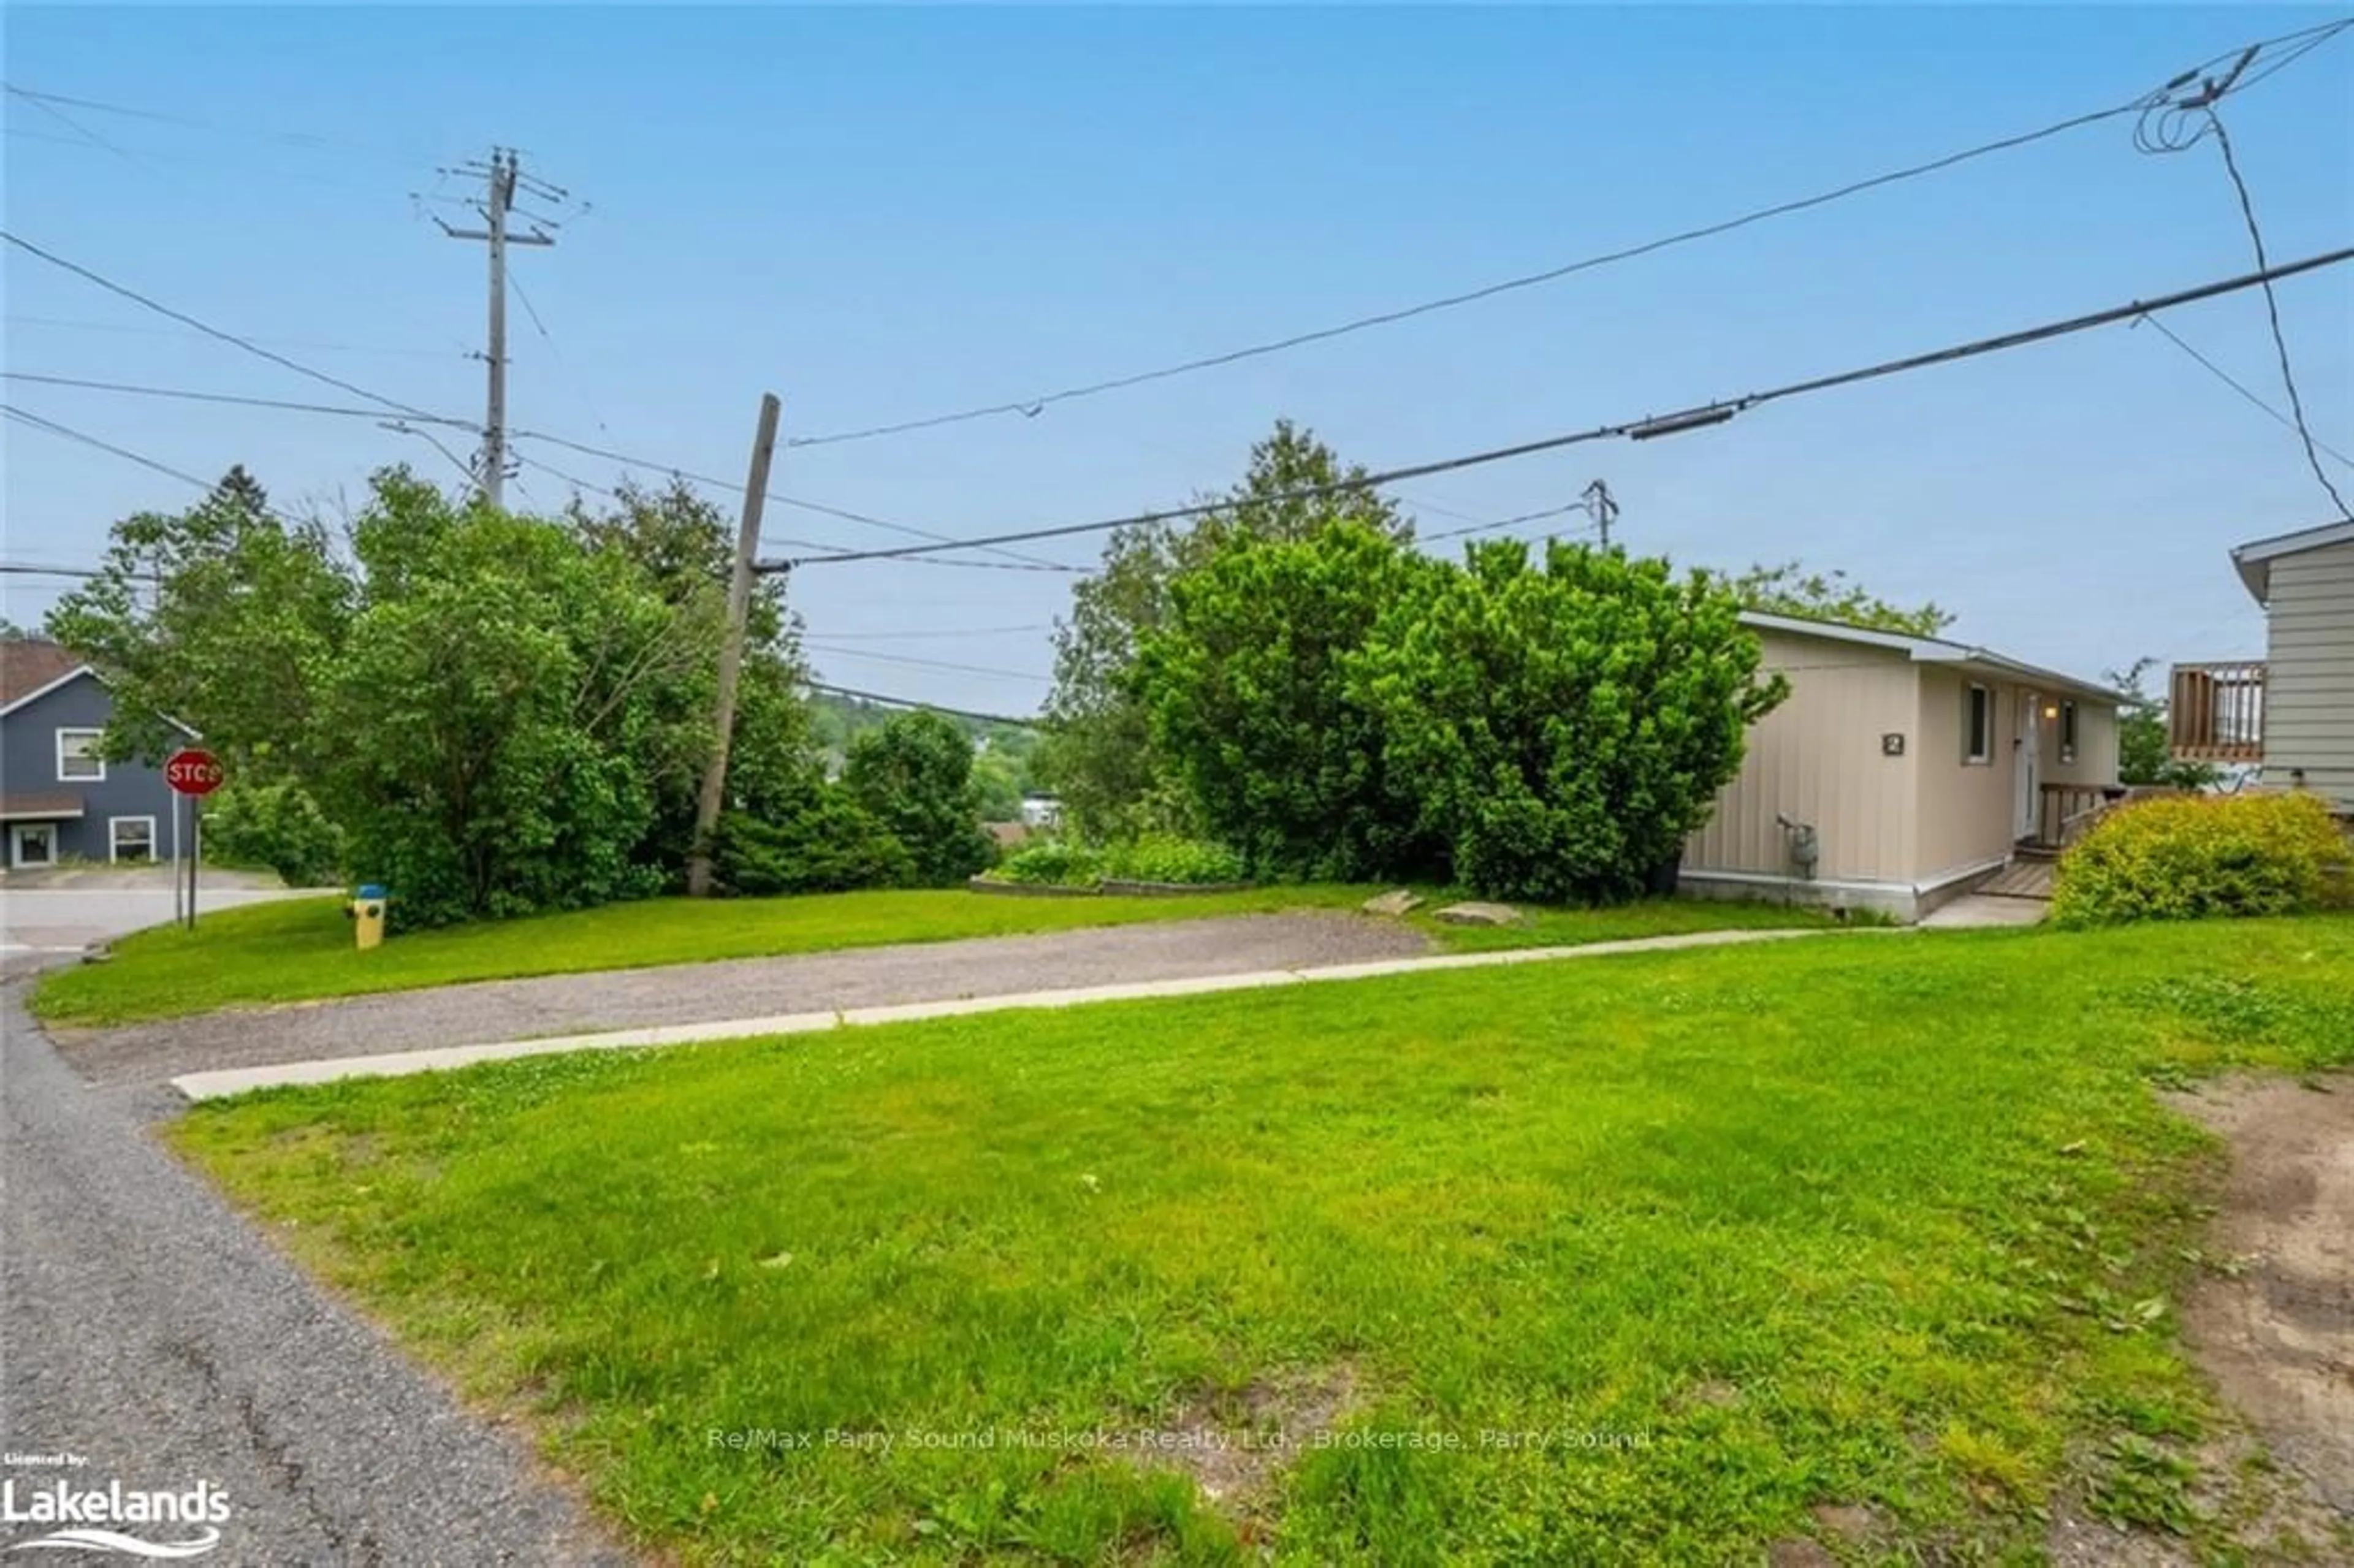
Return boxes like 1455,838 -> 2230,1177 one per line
2013,691 -> 2040,842
10,823 -> 58,869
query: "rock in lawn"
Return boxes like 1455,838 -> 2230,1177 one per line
1360,889 -> 1423,917
1433,900 -> 1522,927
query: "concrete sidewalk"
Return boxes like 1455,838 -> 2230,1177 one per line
172,926 -> 1890,1100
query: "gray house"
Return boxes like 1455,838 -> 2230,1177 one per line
0,639 -> 191,869
2170,518 -> 2354,810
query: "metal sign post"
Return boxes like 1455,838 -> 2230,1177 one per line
165,748 -> 224,932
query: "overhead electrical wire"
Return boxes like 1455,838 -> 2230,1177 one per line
801,680 -> 1043,728
2198,111 -> 2351,517
0,230 -> 445,422
1,82 -> 438,166
1,370 -> 483,428
1421,504 -> 1599,544
769,245 -> 2354,571
804,642 -> 1049,683
2,230 -> 1027,569
782,15 -> 2354,451
510,426 -> 1086,571
2132,314 -> 2354,471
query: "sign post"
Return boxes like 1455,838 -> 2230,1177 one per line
165,748 -> 224,932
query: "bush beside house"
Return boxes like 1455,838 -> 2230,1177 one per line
2051,791 -> 2353,927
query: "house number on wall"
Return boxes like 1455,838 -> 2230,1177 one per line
1882,733 -> 1906,756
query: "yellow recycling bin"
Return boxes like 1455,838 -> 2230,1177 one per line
349,884 -> 388,950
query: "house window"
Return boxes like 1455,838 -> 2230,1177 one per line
57,728 -> 106,782
110,816 -> 156,864
1963,684 -> 1992,764
2060,701 -> 2079,764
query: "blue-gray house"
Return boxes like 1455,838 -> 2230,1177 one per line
0,639 -> 191,869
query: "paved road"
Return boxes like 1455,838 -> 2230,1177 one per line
59,912 -> 1432,1089
0,867 -> 315,980
0,983 -> 631,1566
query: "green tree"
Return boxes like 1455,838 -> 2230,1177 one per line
2108,657 -> 2224,790
311,478 -> 707,923
1041,421 -> 1410,839
1133,521 -> 1442,880
1356,539 -> 1786,902
46,465 -> 349,769
567,479 -> 810,873
843,710 -> 994,885
1720,561 -> 1953,637
970,749 -> 1025,822
48,467 -> 821,927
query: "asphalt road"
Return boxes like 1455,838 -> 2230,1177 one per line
0,983 -> 633,1565
0,867 -> 312,980
60,911 -> 1433,1088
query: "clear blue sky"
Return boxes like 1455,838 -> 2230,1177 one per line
6,4 -> 2350,714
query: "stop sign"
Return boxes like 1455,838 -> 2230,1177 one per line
165,748 -> 225,796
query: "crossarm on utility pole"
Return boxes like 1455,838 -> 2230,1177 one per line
686,391 -> 784,897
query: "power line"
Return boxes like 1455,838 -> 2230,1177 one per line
1,82 -> 436,166
771,244 -> 2354,571
2198,110 -> 2351,518
1422,504 -> 1600,544
783,16 -> 2354,451
4,313 -> 462,359
1,371 -> 482,428
2132,314 -> 2354,470
1,230 -> 441,421
0,235 -> 1011,563
4,402 -> 224,493
804,623 -> 1053,641
801,679 -> 1043,729
509,427 -> 1085,570
804,642 -> 1050,683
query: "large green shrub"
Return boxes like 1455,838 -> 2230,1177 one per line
2052,791 -> 2353,928
1355,539 -> 1783,904
843,710 -> 995,886
1100,835 -> 1247,886
1133,522 -> 1444,881
202,777 -> 346,887
712,783 -> 913,896
992,840 -> 1103,887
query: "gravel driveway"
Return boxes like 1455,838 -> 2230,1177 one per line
0,985 -> 631,1566
55,911 -> 1431,1089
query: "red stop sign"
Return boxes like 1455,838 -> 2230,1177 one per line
165,748 -> 225,796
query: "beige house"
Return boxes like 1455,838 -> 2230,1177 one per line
1681,612 -> 2125,922
2170,519 -> 2354,810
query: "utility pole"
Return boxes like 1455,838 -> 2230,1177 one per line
687,392 -> 784,897
1583,478 -> 1619,549
436,148 -> 555,509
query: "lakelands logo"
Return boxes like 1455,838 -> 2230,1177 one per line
1,1478 -> 229,1559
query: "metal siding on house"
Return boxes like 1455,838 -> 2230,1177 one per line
1683,628 -> 1919,885
2260,539 -> 2354,805
0,674 -> 181,862
1911,668 -> 2020,883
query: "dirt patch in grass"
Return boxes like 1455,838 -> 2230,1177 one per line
2046,1073 -> 2354,1566
2165,1074 -> 2354,1513
1144,1364 -> 1359,1516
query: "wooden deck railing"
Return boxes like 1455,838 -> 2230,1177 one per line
2034,782 -> 2126,849
2169,660 -> 2265,763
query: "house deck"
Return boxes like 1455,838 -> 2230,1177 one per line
1979,856 -> 2057,900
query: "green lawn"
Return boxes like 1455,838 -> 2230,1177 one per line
170,916 -> 2354,1565
29,886 -> 1835,1027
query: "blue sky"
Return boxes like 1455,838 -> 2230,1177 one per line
6,4 -> 2350,714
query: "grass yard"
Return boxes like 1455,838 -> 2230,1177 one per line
171,916 -> 2354,1565
29,885 -> 1835,1026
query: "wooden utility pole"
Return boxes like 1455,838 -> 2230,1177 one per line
436,148 -> 555,509
687,392 -> 783,897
